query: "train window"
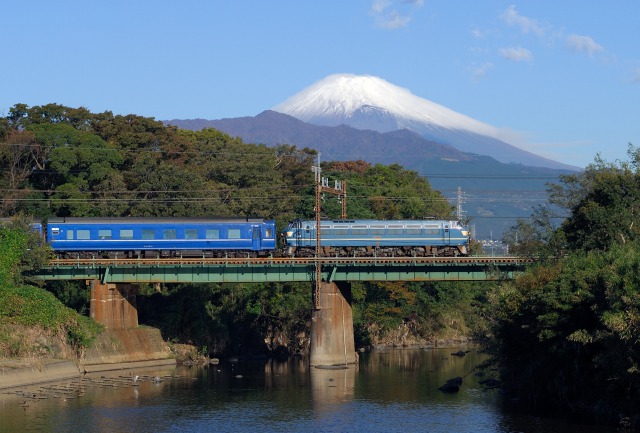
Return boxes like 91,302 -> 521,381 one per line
98,229 -> 112,240
425,229 -> 440,235
406,225 -> 421,235
120,229 -> 134,240
370,225 -> 385,235
185,229 -> 198,239
265,228 -> 273,238
228,229 -> 241,239
163,229 -> 177,239
333,227 -> 348,235
320,225 -> 331,235
388,225 -> 404,235
142,229 -> 154,240
77,230 -> 90,240
66,230 -> 74,240
352,225 -> 368,235
206,229 -> 219,239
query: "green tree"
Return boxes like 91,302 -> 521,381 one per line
0,218 -> 49,287
550,146 -> 640,251
489,146 -> 640,424
0,225 -> 28,287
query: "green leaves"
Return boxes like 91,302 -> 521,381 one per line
323,161 -> 454,220
556,147 -> 640,251
0,220 -> 51,287
0,224 -> 28,287
490,242 -> 640,416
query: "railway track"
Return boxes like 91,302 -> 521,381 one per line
48,256 -> 534,267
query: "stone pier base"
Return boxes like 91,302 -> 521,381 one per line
310,281 -> 357,367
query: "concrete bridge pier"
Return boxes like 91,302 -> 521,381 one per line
89,280 -> 138,330
83,280 -> 174,370
310,281 -> 357,367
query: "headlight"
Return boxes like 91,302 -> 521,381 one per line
286,231 -> 294,237
462,230 -> 469,237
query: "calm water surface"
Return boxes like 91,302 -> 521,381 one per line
0,348 -> 615,433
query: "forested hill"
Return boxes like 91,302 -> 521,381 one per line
0,103 -> 455,225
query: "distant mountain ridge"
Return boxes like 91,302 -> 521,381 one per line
167,110 -> 475,166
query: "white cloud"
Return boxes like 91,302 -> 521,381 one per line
499,47 -> 533,62
370,0 -> 422,30
566,34 -> 604,57
500,5 -> 544,36
470,26 -> 492,39
469,62 -> 493,80
371,0 -> 390,14
378,11 -> 411,29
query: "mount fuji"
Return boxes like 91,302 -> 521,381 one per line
273,73 -> 575,170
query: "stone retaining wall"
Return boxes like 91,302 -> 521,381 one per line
0,359 -> 81,389
0,327 -> 175,389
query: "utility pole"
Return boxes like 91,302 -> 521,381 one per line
456,186 -> 464,220
311,154 -> 347,310
312,155 -> 322,310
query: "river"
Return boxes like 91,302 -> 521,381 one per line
0,348 -> 616,433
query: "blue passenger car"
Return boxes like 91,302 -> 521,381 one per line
47,217 -> 276,258
283,219 -> 470,257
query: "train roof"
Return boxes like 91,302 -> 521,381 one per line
295,219 -> 461,225
47,217 -> 274,224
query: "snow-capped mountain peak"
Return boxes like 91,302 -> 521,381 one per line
273,73 -> 499,137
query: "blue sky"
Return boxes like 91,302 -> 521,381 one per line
2,1 -> 639,168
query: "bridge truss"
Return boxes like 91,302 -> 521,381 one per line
35,256 -> 532,284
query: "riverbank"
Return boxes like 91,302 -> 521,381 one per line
0,327 -> 176,389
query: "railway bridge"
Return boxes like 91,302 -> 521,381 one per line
35,256 -> 531,366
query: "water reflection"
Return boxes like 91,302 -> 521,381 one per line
0,349 -> 618,433
311,366 -> 356,407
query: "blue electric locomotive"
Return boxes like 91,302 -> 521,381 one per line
47,217 -> 276,258
283,219 -> 470,257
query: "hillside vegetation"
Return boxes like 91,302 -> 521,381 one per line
493,148 -> 640,426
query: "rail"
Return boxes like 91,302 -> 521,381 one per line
46,255 -> 533,267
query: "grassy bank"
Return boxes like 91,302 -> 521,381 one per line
0,285 -> 102,359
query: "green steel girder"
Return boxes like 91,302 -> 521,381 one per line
34,260 -> 524,284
